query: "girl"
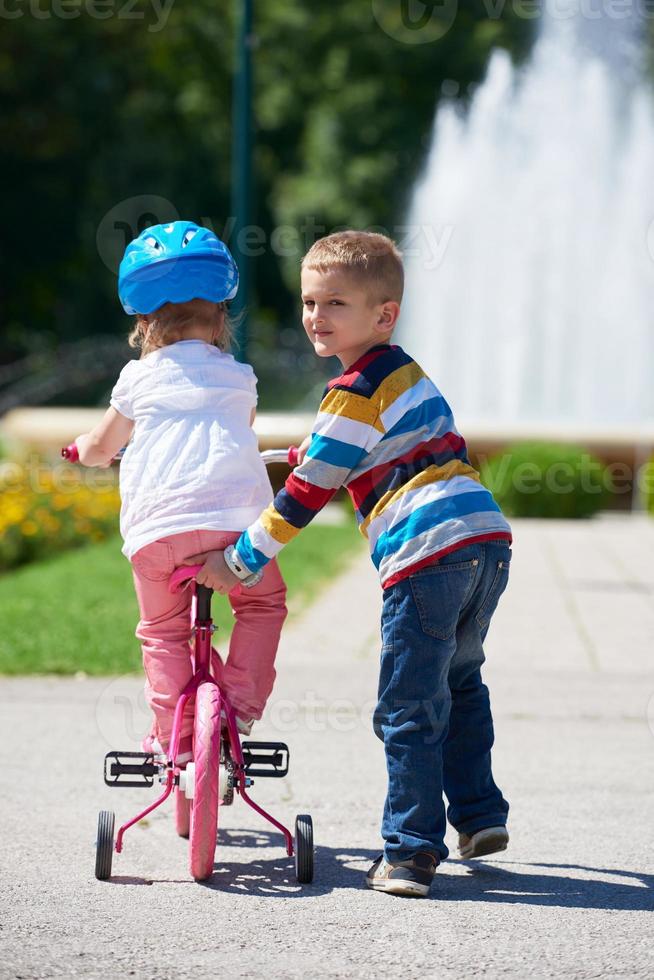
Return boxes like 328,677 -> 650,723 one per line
75,221 -> 287,763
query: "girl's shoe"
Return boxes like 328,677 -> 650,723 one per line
141,733 -> 163,756
458,826 -> 509,859
141,733 -> 193,766
220,710 -> 254,736
365,852 -> 438,897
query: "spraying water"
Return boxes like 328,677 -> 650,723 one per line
399,7 -> 654,429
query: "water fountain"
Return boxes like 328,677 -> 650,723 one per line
399,6 -> 654,437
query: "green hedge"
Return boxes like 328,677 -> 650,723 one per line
643,458 -> 654,515
479,442 -> 610,519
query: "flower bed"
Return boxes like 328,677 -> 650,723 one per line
0,457 -> 120,571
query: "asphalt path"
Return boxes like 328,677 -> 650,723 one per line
2,516 -> 653,979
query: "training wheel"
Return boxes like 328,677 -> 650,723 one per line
294,813 -> 314,883
95,810 -> 115,881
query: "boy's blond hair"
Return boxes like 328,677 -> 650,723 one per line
128,299 -> 232,358
302,230 -> 404,305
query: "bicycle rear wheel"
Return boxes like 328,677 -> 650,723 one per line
189,682 -> 221,881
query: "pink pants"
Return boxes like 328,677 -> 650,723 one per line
131,529 -> 287,747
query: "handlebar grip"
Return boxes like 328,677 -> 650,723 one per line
288,446 -> 299,467
62,444 -> 79,463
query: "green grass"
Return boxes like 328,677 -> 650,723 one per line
0,518 -> 363,675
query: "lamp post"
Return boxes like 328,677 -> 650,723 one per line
231,0 -> 253,361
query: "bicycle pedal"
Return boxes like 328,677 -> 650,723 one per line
240,741 -> 290,778
104,751 -> 159,788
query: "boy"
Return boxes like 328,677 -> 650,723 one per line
187,231 -> 512,897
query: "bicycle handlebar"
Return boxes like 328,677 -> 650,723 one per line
61,444 -> 300,467
261,447 -> 299,467
61,443 -> 79,462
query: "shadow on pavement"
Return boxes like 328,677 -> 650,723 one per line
109,875 -> 155,885
440,860 -> 654,911
198,827 -> 379,897
106,829 -> 654,909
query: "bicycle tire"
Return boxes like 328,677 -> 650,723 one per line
189,682 -> 221,881
174,787 -> 191,839
294,813 -> 314,883
95,810 -> 115,881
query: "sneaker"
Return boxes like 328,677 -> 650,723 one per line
141,733 -> 164,756
220,710 -> 255,736
458,826 -> 509,860
365,852 -> 438,897
141,733 -> 193,766
173,735 -> 193,766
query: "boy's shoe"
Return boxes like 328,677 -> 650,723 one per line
458,826 -> 509,860
365,852 -> 438,897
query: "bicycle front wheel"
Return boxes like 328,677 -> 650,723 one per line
189,682 -> 221,881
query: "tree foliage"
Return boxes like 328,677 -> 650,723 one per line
0,0 -> 533,371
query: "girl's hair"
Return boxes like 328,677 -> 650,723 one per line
128,298 -> 233,357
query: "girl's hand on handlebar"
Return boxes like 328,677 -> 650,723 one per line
296,435 -> 311,465
74,434 -> 112,468
73,408 -> 134,467
182,550 -> 240,594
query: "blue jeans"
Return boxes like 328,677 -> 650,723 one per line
373,540 -> 511,863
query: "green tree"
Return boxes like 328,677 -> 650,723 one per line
0,1 -> 533,392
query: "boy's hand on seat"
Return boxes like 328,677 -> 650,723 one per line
183,550 -> 240,594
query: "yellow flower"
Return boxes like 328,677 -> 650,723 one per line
21,520 -> 39,536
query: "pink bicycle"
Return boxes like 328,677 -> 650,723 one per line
62,444 -> 314,885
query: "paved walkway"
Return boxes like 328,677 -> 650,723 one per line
2,516 -> 653,979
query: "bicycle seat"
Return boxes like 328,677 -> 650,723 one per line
169,564 -> 204,594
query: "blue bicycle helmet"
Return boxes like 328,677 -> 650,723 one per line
118,221 -> 239,315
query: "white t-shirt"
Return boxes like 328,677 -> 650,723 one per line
110,340 -> 273,559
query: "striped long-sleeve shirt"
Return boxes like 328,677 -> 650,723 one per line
236,344 -> 512,589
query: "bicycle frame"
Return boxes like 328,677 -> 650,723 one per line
115,564 -> 294,857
